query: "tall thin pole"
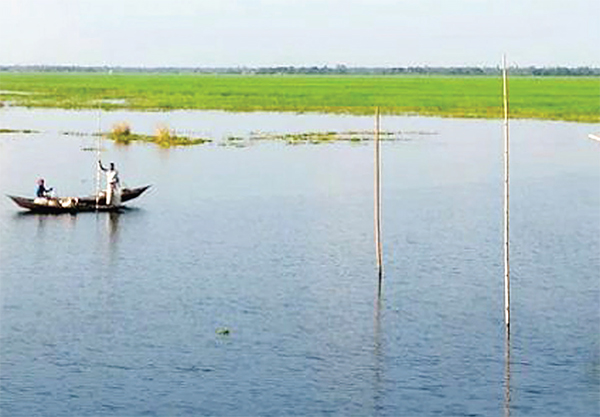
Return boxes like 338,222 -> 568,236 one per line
502,55 -> 510,331
374,107 -> 383,292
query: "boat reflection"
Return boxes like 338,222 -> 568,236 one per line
14,211 -> 78,237
13,209 -> 126,255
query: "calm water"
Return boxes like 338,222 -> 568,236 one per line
0,108 -> 599,416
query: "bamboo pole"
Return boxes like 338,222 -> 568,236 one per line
374,107 -> 383,292
502,56 -> 510,331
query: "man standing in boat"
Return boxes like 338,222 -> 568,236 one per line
98,160 -> 121,206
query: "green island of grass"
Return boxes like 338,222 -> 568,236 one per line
109,131 -> 211,147
105,122 -> 211,147
60,122 -> 211,147
0,73 -> 598,122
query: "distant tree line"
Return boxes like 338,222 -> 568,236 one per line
0,65 -> 598,76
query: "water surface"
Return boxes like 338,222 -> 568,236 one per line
1,108 -> 599,416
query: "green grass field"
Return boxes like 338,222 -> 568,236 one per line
0,73 -> 598,122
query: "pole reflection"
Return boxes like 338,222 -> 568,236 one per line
372,293 -> 384,416
504,330 -> 511,417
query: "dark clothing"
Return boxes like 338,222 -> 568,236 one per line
36,184 -> 52,198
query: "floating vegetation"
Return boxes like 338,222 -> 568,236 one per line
107,122 -> 211,147
61,131 -> 87,137
221,136 -> 251,148
111,121 -> 131,137
248,130 -> 434,144
154,125 -> 174,147
58,126 -> 438,147
0,128 -> 39,134
215,327 -> 231,336
154,124 -> 211,147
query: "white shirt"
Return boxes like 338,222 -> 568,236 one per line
107,169 -> 119,185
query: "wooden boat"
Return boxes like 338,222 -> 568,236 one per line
7,185 -> 151,213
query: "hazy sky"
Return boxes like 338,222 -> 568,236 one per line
1,0 -> 598,67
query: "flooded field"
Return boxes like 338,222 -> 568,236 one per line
1,108 -> 598,416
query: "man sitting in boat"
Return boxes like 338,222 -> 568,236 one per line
98,160 -> 121,206
33,178 -> 58,206
36,178 -> 53,198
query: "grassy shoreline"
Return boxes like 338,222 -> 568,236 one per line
0,73 -> 598,122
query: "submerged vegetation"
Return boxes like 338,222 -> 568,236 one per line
107,122 -> 211,147
249,130 -> 423,144
0,128 -> 38,134
0,73 -> 597,122
60,126 -> 433,147
218,130 -> 437,147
